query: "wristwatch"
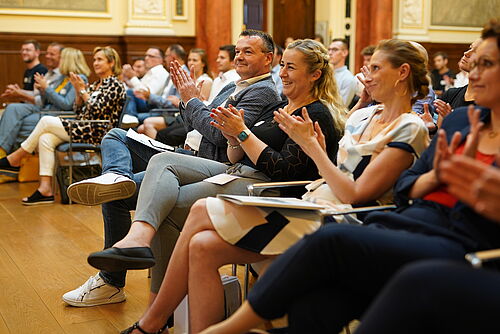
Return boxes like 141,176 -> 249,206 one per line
237,129 -> 251,143
79,89 -> 87,96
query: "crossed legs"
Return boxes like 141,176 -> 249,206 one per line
128,199 -> 269,334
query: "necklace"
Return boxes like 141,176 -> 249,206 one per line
488,129 -> 499,138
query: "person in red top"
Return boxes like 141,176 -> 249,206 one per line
200,18 -> 500,334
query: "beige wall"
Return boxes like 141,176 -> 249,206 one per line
393,0 -> 484,43
0,0 -> 195,36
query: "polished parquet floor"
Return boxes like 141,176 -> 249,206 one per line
0,180 -> 152,333
0,181 -> 355,334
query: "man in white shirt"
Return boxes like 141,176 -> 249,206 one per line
121,47 -> 169,125
328,38 -> 357,107
270,44 -> 283,98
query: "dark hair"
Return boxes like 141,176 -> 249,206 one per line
219,44 -> 236,60
48,42 -> 64,52
376,39 -> 430,104
168,44 -> 186,60
132,56 -> 145,62
361,45 -> 376,56
274,44 -> 284,57
314,34 -> 324,44
433,51 -> 448,60
481,17 -> 500,50
331,38 -> 349,50
149,46 -> 165,59
23,39 -> 41,50
239,29 -> 275,54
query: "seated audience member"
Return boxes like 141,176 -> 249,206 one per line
0,46 -> 126,205
187,48 -> 213,101
133,45 -> 188,140
270,45 -> 284,97
351,41 -> 437,132
93,38 -> 430,334
208,44 -> 240,103
284,36 -> 294,48
0,43 -> 65,158
313,34 -> 324,45
356,259 -> 500,334
433,38 -> 481,127
121,47 -> 169,125
123,57 -> 146,87
355,155 -> 500,334
355,44 -> 375,96
1,39 -> 48,99
431,51 -> 455,96
328,38 -> 357,106
1,42 -> 60,105
183,45 -> 241,152
61,30 -> 281,307
200,20 -> 500,334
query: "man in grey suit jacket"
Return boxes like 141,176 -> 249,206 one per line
62,29 -> 281,307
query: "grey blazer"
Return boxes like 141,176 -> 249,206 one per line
180,75 -> 280,162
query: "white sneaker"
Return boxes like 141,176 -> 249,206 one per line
67,172 -> 136,206
62,273 -> 126,307
121,114 -> 139,128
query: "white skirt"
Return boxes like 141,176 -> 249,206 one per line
206,197 -> 322,255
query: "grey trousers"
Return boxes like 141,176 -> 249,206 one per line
134,151 -> 271,292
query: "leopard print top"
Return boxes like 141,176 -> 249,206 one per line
61,75 -> 126,145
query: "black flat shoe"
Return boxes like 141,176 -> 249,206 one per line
0,157 -> 20,177
121,321 -> 168,334
22,190 -> 55,206
88,246 -> 155,272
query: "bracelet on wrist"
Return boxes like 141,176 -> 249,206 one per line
227,140 -> 241,149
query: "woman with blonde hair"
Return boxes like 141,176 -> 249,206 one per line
0,46 -> 89,159
118,38 -> 430,333
0,46 -> 126,205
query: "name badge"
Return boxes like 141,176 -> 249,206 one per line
254,120 -> 265,127
60,89 -> 66,95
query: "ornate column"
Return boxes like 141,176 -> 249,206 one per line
354,0 -> 393,70
195,0 -> 232,76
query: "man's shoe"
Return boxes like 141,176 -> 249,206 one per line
67,173 -> 136,206
62,273 -> 126,307
88,247 -> 155,272
121,114 -> 139,128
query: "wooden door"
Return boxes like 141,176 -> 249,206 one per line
244,0 -> 266,31
273,0 -> 315,47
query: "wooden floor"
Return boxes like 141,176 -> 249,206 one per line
0,181 -> 355,334
0,181 -> 152,334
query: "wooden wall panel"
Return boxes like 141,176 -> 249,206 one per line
273,0 -> 315,47
0,32 -> 195,104
421,42 -> 469,74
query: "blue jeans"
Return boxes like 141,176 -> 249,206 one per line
0,103 -> 40,152
124,89 -> 149,118
98,128 -> 162,287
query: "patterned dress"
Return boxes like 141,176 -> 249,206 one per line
61,75 -> 126,145
207,105 -> 430,255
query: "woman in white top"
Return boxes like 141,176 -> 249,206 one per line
188,48 -> 213,101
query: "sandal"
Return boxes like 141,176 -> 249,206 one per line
121,321 -> 168,334
21,190 -> 55,206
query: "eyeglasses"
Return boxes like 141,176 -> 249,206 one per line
328,47 -> 341,52
470,57 -> 499,73
145,54 -> 162,59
